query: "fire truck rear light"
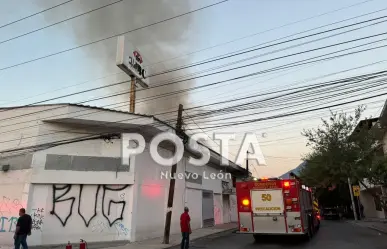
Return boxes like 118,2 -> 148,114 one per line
286,206 -> 292,209
285,199 -> 292,205
284,190 -> 290,194
242,199 -> 250,206
283,181 -> 290,187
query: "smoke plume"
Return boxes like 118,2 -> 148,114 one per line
36,0 -> 197,122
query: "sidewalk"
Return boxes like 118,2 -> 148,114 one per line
347,218 -> 387,234
104,222 -> 238,249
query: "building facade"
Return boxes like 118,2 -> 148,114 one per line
359,100 -> 387,219
0,104 -> 244,247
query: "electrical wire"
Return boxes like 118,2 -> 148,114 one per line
148,16 -> 387,77
0,0 -> 230,72
3,2 -> 383,107
7,30 -> 386,117
144,0 -> 381,70
0,45 -> 385,136
0,11 -> 384,119
1,73 -> 386,146
0,0 -> 74,29
0,0 -> 124,45
184,92 -> 387,131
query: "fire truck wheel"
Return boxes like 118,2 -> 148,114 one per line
253,234 -> 260,242
304,217 -> 314,241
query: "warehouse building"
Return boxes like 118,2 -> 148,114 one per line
0,104 -> 245,247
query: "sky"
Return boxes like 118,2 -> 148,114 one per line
0,0 -> 386,177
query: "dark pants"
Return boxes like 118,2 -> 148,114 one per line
181,232 -> 189,249
14,234 -> 28,249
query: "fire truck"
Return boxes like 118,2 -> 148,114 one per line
235,173 -> 320,240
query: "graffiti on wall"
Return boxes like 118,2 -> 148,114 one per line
0,196 -> 24,233
50,184 -> 128,227
0,196 -> 23,216
0,216 -> 18,232
31,208 -> 45,231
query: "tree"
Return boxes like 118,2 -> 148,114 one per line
299,106 -> 387,208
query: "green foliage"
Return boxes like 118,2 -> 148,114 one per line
299,105 -> 387,188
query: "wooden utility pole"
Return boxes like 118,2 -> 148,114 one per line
246,151 -> 249,177
129,76 -> 136,113
163,104 -> 183,244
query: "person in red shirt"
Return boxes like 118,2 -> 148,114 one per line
180,207 -> 191,249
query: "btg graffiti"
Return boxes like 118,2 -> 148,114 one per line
50,184 -> 129,227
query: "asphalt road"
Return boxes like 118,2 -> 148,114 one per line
172,221 -> 387,249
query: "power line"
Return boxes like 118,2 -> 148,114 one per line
0,0 -> 74,29
144,0 -> 380,70
0,41 -> 385,131
186,75 -> 387,123
0,0 -> 124,45
184,92 -> 387,131
1,92 -> 385,155
4,4 -> 385,107
0,0 -> 230,72
1,10 -> 384,115
0,72 -> 386,145
149,15 -> 387,77
8,30 -> 387,115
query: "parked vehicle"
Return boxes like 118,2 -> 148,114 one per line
322,207 -> 341,220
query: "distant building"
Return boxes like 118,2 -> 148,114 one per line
278,161 -> 307,179
358,100 -> 387,219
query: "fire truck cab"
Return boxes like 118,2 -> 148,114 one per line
236,174 -> 320,240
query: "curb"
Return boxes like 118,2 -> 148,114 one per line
162,227 -> 238,249
347,221 -> 387,235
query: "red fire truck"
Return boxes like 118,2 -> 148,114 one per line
235,174 -> 320,240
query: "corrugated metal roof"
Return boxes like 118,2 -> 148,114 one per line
0,103 -> 153,118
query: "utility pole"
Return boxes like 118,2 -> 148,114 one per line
246,151 -> 249,177
129,76 -> 136,113
347,177 -> 358,221
163,104 -> 183,244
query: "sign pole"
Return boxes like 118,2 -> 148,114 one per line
348,178 -> 358,221
116,35 -> 149,113
130,76 -> 136,113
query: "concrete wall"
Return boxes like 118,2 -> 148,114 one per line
360,190 -> 385,219
0,138 -> 135,247
0,169 -> 31,246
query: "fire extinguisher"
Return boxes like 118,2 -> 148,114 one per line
65,241 -> 72,249
79,239 -> 87,249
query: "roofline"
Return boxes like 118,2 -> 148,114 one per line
0,103 -> 153,118
1,103 -> 246,174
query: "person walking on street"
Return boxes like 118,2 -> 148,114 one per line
14,208 -> 32,249
180,207 -> 191,249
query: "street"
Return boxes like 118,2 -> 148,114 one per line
172,221 -> 387,249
